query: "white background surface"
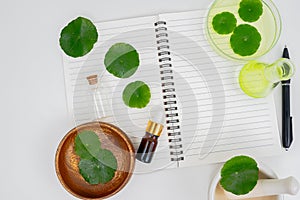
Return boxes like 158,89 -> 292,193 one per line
1,0 -> 299,199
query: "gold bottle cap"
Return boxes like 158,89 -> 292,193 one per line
146,120 -> 164,136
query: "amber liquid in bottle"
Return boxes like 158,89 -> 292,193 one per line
136,119 -> 163,164
136,132 -> 159,163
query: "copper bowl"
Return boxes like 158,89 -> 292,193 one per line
55,121 -> 135,199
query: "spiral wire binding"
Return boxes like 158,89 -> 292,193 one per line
155,21 -> 184,163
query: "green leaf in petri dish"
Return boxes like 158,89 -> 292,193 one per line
212,12 -> 237,35
122,81 -> 151,109
220,155 -> 259,195
230,24 -> 261,56
238,0 -> 263,22
59,17 -> 98,58
78,149 -> 117,184
104,43 -> 140,78
74,131 -> 118,185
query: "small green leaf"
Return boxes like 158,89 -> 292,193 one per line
104,43 -> 140,78
220,155 -> 259,195
74,131 -> 101,159
239,0 -> 263,22
212,12 -> 237,35
122,81 -> 151,109
59,17 -> 98,58
230,24 -> 261,56
78,151 -> 117,185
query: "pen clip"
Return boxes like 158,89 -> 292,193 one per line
290,116 -> 293,142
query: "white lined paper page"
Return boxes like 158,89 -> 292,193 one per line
159,10 -> 282,167
62,16 -> 177,172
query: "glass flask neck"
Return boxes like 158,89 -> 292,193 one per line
264,58 -> 295,83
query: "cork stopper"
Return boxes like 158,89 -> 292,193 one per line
86,75 -> 98,85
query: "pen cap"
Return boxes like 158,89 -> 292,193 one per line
282,46 -> 290,59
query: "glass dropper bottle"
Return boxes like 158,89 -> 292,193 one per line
136,106 -> 164,164
86,74 -> 106,121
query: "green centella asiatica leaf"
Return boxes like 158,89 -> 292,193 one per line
212,12 -> 237,35
78,149 -> 117,184
230,24 -> 261,56
59,17 -> 98,58
74,131 -> 118,185
238,0 -> 263,22
74,131 -> 101,159
122,81 -> 151,109
220,155 -> 259,195
104,43 -> 140,78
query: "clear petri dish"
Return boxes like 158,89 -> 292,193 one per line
206,0 -> 281,62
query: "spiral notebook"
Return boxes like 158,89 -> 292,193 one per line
62,10 -> 282,172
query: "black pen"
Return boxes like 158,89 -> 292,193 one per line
282,46 -> 293,151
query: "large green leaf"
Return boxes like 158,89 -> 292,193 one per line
212,12 -> 237,35
104,43 -> 140,78
122,81 -> 151,109
239,0 -> 263,22
78,150 -> 117,185
220,155 -> 259,195
74,131 -> 101,159
230,24 -> 261,56
59,17 -> 98,58
74,131 -> 118,185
